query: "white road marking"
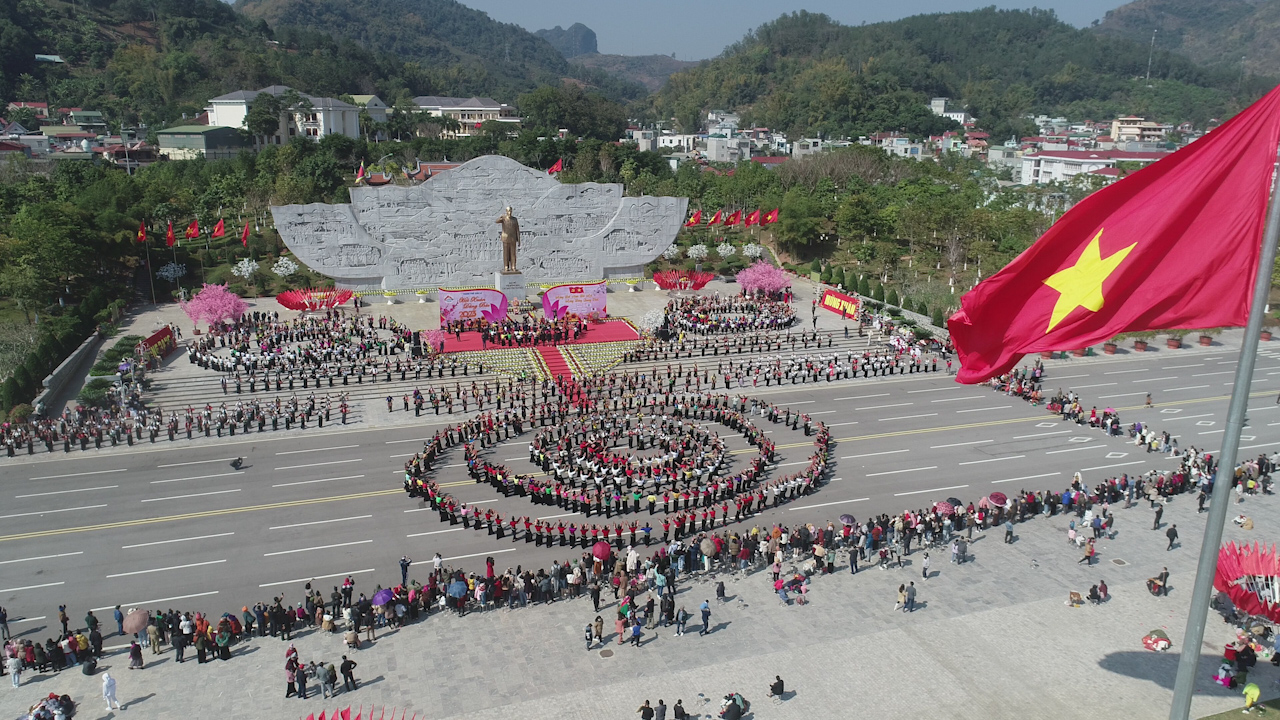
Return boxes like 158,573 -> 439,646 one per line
537,512 -> 578,520
930,440 -> 992,449
259,568 -> 376,588
270,515 -> 373,530
828,421 -> 859,427
1097,392 -> 1146,399
92,591 -> 219,612
0,581 -> 64,593
1049,374 -> 1090,380
29,468 -> 126,481
810,410 -> 839,415
834,394 -> 889,401
388,452 -> 417,458
776,460 -> 811,467
503,457 -> 524,461
958,455 -> 1026,465
385,437 -> 431,444
122,532 -> 236,549
907,387 -> 967,393
1132,376 -> 1176,383
275,458 -> 363,470
1163,364 -> 1203,369
879,413 -> 938,421
1239,443 -> 1278,451
406,528 -> 464,538
0,504 -> 108,520
930,396 -> 984,403
15,485 -> 117,498
857,403 -> 912,410
1199,430 -> 1225,435
1219,360 -> 1238,364
841,449 -> 909,459
1012,430 -> 1071,440
443,549 -> 518,562
141,489 -> 241,502
894,484 -> 969,497
991,472 -> 1062,484
956,406 -> 1012,413
105,559 -> 226,578
157,458 -> 238,468
264,540 -> 374,557
272,474 -> 365,488
1161,413 -> 1215,422
151,471 -> 243,485
276,444 -> 361,455
1104,369 -> 1146,375
866,466 -> 937,477
789,497 -> 870,510
0,551 -> 83,566
1045,445 -> 1106,454
1069,383 -> 1116,389
789,401 -> 815,405
1165,385 -> 1210,392
1192,371 -> 1233,377
8,616 -> 45,624
1079,461 -> 1146,472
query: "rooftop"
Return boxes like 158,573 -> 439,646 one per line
412,95 -> 504,109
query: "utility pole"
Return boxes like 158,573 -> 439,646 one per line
1146,28 -> 1158,81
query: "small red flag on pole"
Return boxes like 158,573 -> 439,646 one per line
744,210 -> 760,227
185,220 -> 199,239
165,220 -> 176,248
706,210 -> 722,226
547,158 -> 563,174
211,218 -> 225,238
683,210 -> 702,227
136,222 -> 147,243
762,208 -> 779,224
240,222 -> 250,248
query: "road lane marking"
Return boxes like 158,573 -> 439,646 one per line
1079,461 -> 1146,472
930,440 -> 992,449
443,549 -> 517,562
1133,376 -> 1176,383
15,485 -> 117,498
1069,383 -> 1116,389
857,403 -> 912,410
406,528 -> 464,538
29,468 -> 127,481
121,532 -> 235,549
866,466 -> 937,477
0,504 -> 108,520
105,559 -> 226,578
834,394 -> 888,401
0,581 -> 65,593
1050,374 -> 1089,380
1045,445 -> 1106,454
142,489 -> 241,502
0,551 -> 83,566
388,453 -> 416,458
828,421 -> 859,427
1098,392 -> 1147,399
91,591 -> 219,612
151,471 -> 244,485
537,512 -> 578,520
1012,430 -> 1070,439
907,387 -> 967,393
1104,369 -> 1145,375
0,488 -> 403,544
789,401 -> 815,405
1162,413 -> 1215,422
270,515 -> 373,530
1163,364 -> 1203,369
385,437 -> 431,444
958,455 -> 1026,465
1165,385 -> 1210,392
879,413 -> 937,421
275,459 -> 363,471
259,568 -> 376,588
790,497 -> 869,510
272,474 -> 365,488
840,449 -> 908,459
157,458 -> 238,468
894,484 -> 969,497
992,472 -> 1062,484
930,396 -> 985,403
276,445 -> 361,455
264,539 -> 373,556
956,406 -> 1011,413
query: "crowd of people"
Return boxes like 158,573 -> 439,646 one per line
662,295 -> 797,336
444,313 -> 590,348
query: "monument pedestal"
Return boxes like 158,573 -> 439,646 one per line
495,271 -> 527,303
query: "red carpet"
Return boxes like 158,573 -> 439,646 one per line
537,347 -> 574,381
439,319 -> 639,353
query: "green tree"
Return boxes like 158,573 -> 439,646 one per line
857,276 -> 870,297
245,92 -> 284,147
887,288 -> 900,307
873,282 -> 885,302
931,308 -> 945,327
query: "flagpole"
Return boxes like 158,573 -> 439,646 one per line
1168,148 -> 1280,720
144,239 -> 157,306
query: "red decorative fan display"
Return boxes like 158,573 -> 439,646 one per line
653,269 -> 715,291
277,288 -> 354,311
1215,541 -> 1280,622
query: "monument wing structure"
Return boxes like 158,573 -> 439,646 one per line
271,155 -> 688,291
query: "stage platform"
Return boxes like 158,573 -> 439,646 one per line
440,319 -> 639,353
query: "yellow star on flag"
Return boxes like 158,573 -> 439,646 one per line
1042,229 -> 1136,333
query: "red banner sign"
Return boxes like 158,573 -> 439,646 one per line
819,288 -> 860,317
141,326 -> 177,357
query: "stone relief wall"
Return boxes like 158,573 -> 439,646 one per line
271,155 -> 688,291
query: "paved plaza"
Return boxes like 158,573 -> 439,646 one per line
1,278 -> 1278,718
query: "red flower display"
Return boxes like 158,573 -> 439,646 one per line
277,288 -> 355,312
1215,541 -> 1280,623
653,269 -> 715,291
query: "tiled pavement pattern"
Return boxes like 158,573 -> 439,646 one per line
2,467 -> 1275,720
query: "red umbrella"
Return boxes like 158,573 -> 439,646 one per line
592,541 -> 612,561
989,491 -> 1008,508
122,608 -> 150,635
933,501 -> 955,516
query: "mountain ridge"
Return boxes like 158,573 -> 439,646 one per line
1092,0 -> 1280,76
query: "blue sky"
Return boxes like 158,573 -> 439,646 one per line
464,0 -> 1136,59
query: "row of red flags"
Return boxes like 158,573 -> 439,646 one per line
136,218 -> 250,248
683,208 -> 778,228
304,706 -> 413,720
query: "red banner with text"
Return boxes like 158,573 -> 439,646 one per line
819,288 -> 860,317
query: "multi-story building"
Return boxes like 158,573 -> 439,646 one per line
206,86 -> 360,146
1110,116 -> 1172,143
1020,149 -> 1167,184
411,96 -> 520,137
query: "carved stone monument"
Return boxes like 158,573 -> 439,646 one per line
270,155 -> 688,291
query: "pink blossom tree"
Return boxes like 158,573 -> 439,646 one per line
736,260 -> 791,295
180,283 -> 249,330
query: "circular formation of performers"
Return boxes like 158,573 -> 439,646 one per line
662,295 -> 797,336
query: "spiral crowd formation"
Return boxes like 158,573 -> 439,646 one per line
661,295 -> 798,335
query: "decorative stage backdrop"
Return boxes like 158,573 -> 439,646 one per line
439,288 -> 508,325
543,281 -> 607,320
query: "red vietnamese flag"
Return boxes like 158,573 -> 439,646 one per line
211,218 -> 225,238
683,209 -> 702,227
135,222 -> 147,244
724,210 -> 741,226
341,709 -> 351,720
165,220 -> 176,248
240,222 -> 250,248
184,220 -> 199,239
762,208 -> 779,224
744,210 -> 760,226
948,84 -> 1280,384
547,158 -> 563,174
707,210 -> 723,226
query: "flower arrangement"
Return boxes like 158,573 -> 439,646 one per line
662,244 -> 681,260
156,262 -> 187,282
716,242 -> 736,258
686,244 -> 709,261
272,256 -> 299,277
231,258 -> 260,278
743,243 -> 765,259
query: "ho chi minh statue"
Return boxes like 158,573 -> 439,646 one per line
269,155 -> 688,291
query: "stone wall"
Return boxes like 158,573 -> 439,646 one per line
272,155 -> 688,291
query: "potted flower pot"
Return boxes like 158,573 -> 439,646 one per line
1166,337 -> 1182,349
1133,340 -> 1148,352
1039,351 -> 1053,359
1103,342 -> 1117,355
1198,334 -> 1213,346
1071,348 -> 1087,357
1262,330 -> 1273,342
